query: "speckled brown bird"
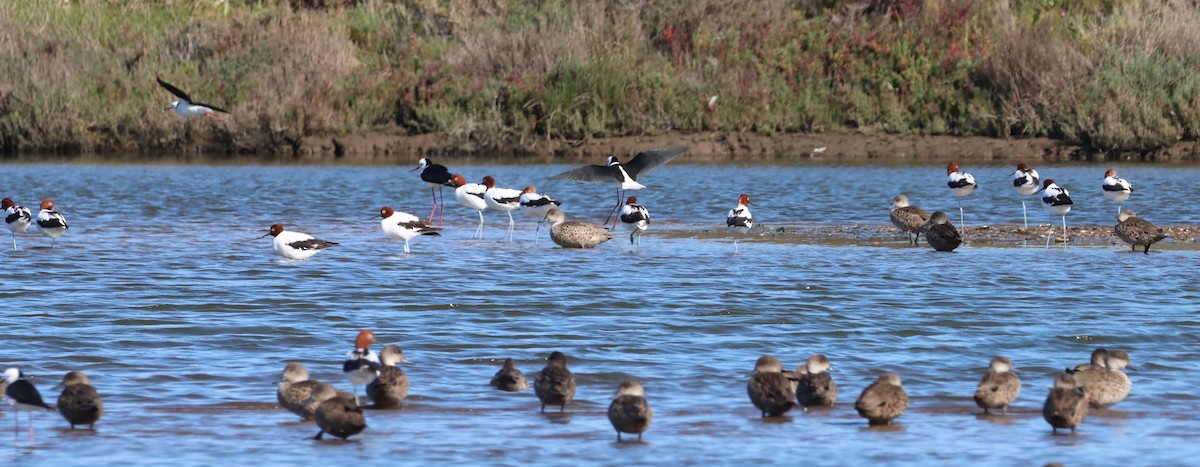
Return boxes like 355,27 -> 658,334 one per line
855,372 -> 909,426
795,354 -> 838,408
534,351 -> 576,412
890,194 -> 931,245
490,358 -> 529,392
56,371 -> 103,430
277,363 -> 338,420
747,355 -> 795,418
366,345 -> 410,408
607,380 -> 652,441
1115,209 -> 1167,254
1043,373 -> 1088,434
974,356 -> 1021,415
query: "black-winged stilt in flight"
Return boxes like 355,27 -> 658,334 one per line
549,147 -> 688,228
157,77 -> 229,122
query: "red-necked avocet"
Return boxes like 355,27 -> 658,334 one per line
380,206 -> 440,253
2,197 -> 32,250
482,176 -> 522,243
1011,163 -> 1040,229
946,161 -> 977,231
451,174 -> 489,239
1039,179 -> 1074,242
619,196 -> 649,250
260,224 -> 337,260
343,330 -> 381,406
726,193 -> 752,253
36,198 -> 68,248
1102,168 -> 1133,217
519,185 -> 562,244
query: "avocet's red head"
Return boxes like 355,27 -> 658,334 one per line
626,196 -> 638,205
1017,163 -> 1029,171
738,194 -> 751,206
521,185 -> 536,194
450,174 -> 468,187
1105,168 -> 1117,177
1042,179 -> 1057,189
262,224 -> 286,238
482,176 -> 496,189
355,330 -> 376,350
1,198 -> 13,210
947,162 -> 960,175
380,206 -> 395,218
40,198 -> 55,210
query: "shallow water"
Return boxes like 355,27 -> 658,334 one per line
1,161 -> 1199,465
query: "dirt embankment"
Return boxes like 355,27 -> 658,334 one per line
295,132 -> 1200,164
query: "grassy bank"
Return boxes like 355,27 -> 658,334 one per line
2,0 -> 1199,157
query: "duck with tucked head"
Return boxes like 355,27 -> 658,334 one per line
608,380 -> 652,442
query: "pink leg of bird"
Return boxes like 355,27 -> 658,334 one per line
604,188 -> 623,228
205,113 -> 225,123
429,187 -> 438,222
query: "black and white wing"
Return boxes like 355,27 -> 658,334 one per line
623,147 -> 688,180
548,163 -> 618,183
156,77 -> 193,102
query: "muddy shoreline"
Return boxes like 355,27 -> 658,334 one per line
8,132 -> 1200,164
727,222 -> 1199,250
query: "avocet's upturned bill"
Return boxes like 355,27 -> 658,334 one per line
452,174 -> 489,239
380,206 -> 440,254
619,196 -> 649,249
549,147 -> 688,227
157,77 -> 229,122
2,197 -> 32,250
726,193 -> 753,253
260,224 -> 337,260
36,198 -> 68,248
410,158 -> 455,224
1011,163 -> 1041,229
519,185 -> 562,244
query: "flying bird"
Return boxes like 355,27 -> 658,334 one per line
157,77 -> 229,122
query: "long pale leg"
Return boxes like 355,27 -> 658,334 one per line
1062,215 -> 1068,242
404,240 -> 411,254
475,211 -> 485,239
1021,201 -> 1028,230
534,221 -> 542,244
734,237 -> 740,253
958,199 -> 966,235
11,233 -> 16,251
506,212 -> 515,243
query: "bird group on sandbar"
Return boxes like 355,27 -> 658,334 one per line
889,162 -> 1164,253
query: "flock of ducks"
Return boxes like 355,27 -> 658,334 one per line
3,335 -> 1133,444
890,162 -> 1165,253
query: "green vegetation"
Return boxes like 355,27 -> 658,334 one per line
2,0 -> 1199,156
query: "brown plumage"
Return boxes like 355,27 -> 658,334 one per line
545,208 -> 614,249
489,358 -> 529,391
1066,348 -> 1109,374
1043,373 -> 1088,434
922,211 -> 962,252
277,363 -> 338,420
855,372 -> 909,426
890,194 -> 931,245
314,392 -> 367,440
1115,209 -> 1167,254
366,345 -> 410,408
607,380 -> 653,441
534,351 -> 576,412
974,356 -> 1021,415
747,355 -> 795,418
1071,350 -> 1132,409
57,371 -> 103,430
795,354 -> 838,408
